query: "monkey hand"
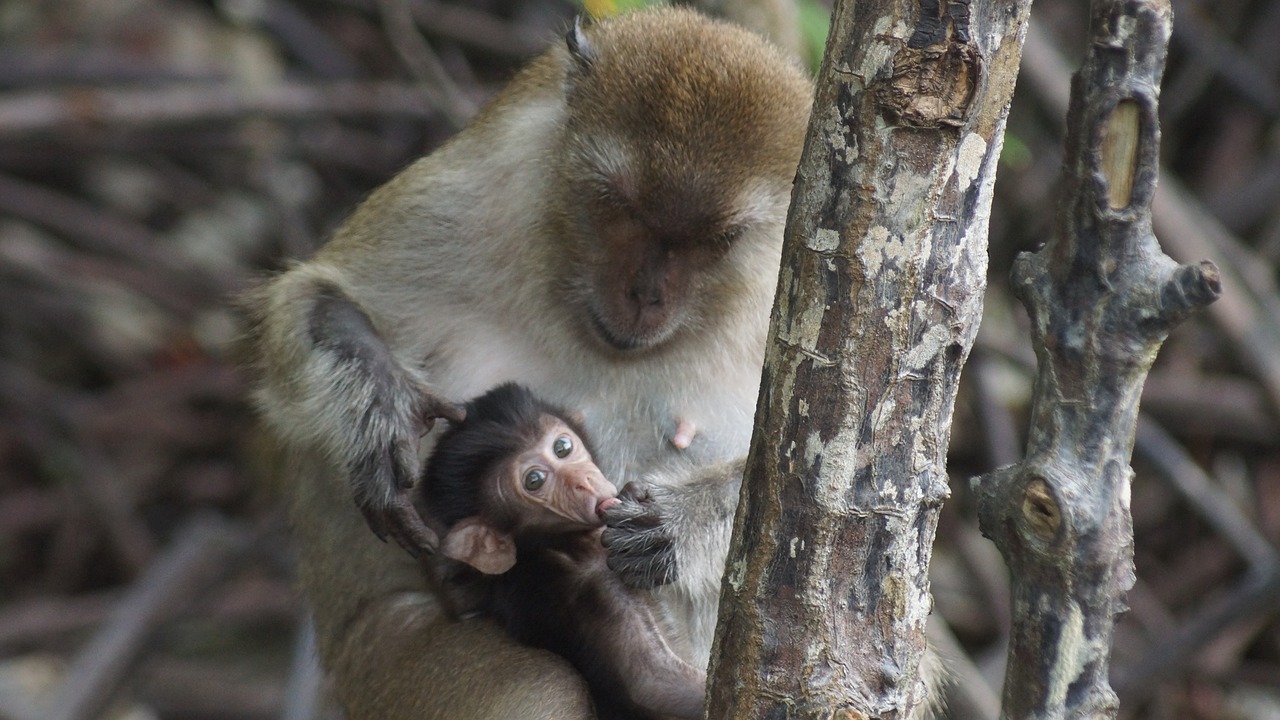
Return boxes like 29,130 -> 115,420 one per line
600,482 -> 678,588
355,393 -> 465,559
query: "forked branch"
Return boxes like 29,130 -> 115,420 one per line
972,1 -> 1221,717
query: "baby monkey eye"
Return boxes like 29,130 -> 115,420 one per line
523,468 -> 547,491
553,435 -> 573,458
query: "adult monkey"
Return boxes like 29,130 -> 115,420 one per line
247,8 -> 811,718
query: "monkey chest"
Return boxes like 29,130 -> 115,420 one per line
425,323 -> 758,480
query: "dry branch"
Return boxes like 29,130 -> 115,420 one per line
1022,19 -> 1280,420
971,1 -> 1221,717
43,517 -> 248,720
0,81 -> 440,137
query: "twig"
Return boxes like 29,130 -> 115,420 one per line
0,576 -> 295,651
63,439 -> 156,576
968,350 -> 1024,469
322,0 -> 548,59
0,47 -> 226,87
43,516 -> 247,720
1140,372 -> 1278,443
376,0 -> 474,129
0,592 -> 116,650
927,617 -> 1000,720
0,488 -> 61,537
135,656 -> 282,720
1116,567 -> 1280,703
1167,0 -> 1279,116
413,0 -> 549,59
1135,418 -> 1279,573
229,0 -> 361,79
0,81 -> 441,137
0,172 -> 188,277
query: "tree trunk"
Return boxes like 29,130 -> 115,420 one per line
970,1 -> 1220,717
705,0 -> 1033,716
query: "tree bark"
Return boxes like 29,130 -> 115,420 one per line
705,1 -> 1033,717
970,1 -> 1221,718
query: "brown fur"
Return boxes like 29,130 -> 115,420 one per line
245,9 -> 811,718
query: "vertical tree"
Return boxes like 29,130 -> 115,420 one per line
972,1 -> 1219,717
706,0 -> 1034,716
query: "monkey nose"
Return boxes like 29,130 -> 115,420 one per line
627,284 -> 664,309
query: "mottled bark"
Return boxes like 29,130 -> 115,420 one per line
705,1 -> 1033,717
970,1 -> 1220,718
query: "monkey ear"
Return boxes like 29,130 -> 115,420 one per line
441,517 -> 516,575
565,16 -> 597,72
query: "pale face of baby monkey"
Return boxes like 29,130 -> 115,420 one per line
496,419 -> 621,529
432,389 -> 621,575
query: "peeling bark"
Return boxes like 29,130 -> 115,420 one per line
705,1 -> 1033,717
970,1 -> 1221,718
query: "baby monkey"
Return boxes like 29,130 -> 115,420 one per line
421,383 -> 705,720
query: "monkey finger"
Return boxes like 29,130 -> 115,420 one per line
359,503 -> 391,544
384,497 -> 439,558
421,396 -> 467,425
615,481 -> 653,504
604,538 -> 678,588
602,488 -> 662,530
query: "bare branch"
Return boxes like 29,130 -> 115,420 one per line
0,81 -> 441,137
972,1 -> 1221,716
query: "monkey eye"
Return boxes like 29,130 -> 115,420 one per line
715,226 -> 745,253
523,468 -> 547,491
553,435 -> 573,458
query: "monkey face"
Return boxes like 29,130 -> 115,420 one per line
578,210 -> 708,352
549,11 -> 811,354
557,141 -> 759,353
504,418 -> 618,531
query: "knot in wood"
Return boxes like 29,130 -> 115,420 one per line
880,44 -> 980,128
1021,477 -> 1062,541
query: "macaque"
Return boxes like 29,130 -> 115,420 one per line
246,8 -> 812,719
422,383 -> 705,720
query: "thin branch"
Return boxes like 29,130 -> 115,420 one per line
412,0 -> 548,59
1135,418 -> 1279,573
0,81 -> 441,137
1116,567 -> 1280,703
280,614 -> 329,720
44,516 -> 247,720
376,0 -> 474,129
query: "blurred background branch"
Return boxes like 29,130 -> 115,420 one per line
0,0 -> 1276,718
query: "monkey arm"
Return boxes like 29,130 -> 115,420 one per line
249,266 -> 462,556
495,547 -> 707,720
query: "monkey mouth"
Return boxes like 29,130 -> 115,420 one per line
596,497 -> 620,516
585,307 -> 679,353
586,310 -> 646,351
